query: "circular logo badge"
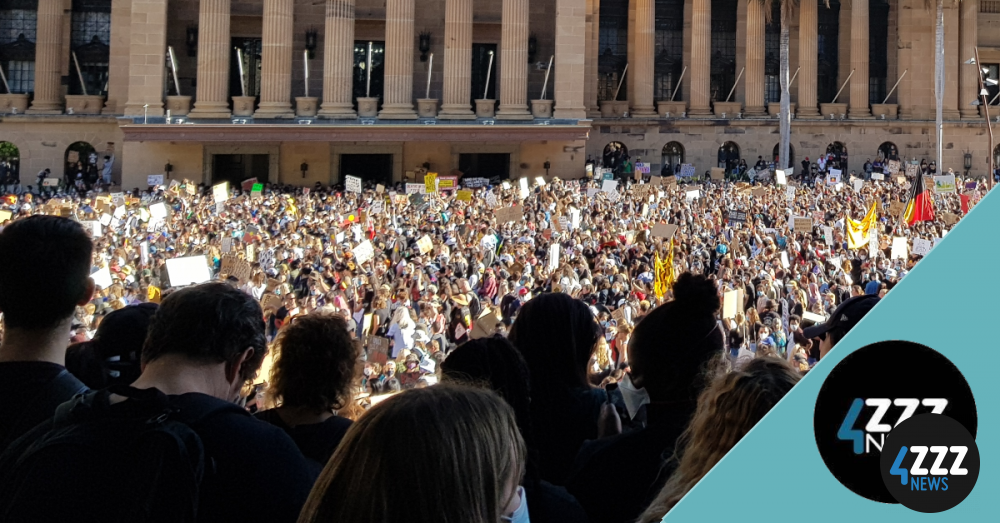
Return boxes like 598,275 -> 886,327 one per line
813,341 -> 977,503
880,414 -> 980,513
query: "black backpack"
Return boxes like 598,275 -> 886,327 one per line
0,386 -> 247,523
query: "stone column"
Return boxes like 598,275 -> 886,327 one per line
27,0 -> 64,113
688,0 -> 711,116
630,0 -> 656,116
319,0 -> 357,118
378,0 -> 418,119
958,0 -> 972,120
744,0 -> 765,116
122,0 -> 169,116
585,0 -> 600,116
848,0 -> 872,119
497,0 -> 531,119
104,0 -> 131,114
553,0 -> 587,119
255,0 -> 295,118
439,0 -> 474,119
797,0 -> 820,118
189,0 -> 232,118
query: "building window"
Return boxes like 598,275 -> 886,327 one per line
0,3 -> 36,94
984,64 -> 999,105
817,0 -> 840,105
69,0 -> 111,96
869,0 -> 890,104
764,1 -> 781,103
599,0 -> 629,101
661,141 -> 684,173
654,0 -> 684,102
710,0 -> 737,103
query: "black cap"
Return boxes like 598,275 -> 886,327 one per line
802,295 -> 880,340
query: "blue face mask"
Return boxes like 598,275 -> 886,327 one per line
501,487 -> 530,523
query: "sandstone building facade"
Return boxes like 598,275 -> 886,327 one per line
0,0 -> 998,188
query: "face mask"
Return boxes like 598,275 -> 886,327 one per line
619,373 -> 651,420
363,368 -> 372,377
406,362 -> 417,370
501,487 -> 529,523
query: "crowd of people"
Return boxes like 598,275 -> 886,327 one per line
0,155 -> 988,522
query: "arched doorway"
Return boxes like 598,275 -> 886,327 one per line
718,141 -> 740,174
661,142 -> 684,175
772,143 -> 795,169
0,142 -> 19,184
65,141 -> 97,184
603,142 -> 628,172
877,142 -> 898,162
825,141 -> 848,171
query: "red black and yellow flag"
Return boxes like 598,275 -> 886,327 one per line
903,174 -> 934,226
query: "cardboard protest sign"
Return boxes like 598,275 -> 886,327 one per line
261,294 -> 282,313
186,182 -> 197,195
891,237 -> 908,259
679,164 -> 695,177
376,184 -> 385,194
406,183 -> 425,195
792,216 -> 813,234
775,170 -> 787,185
933,174 -> 956,194
812,211 -> 825,224
438,176 -> 458,191
424,172 -> 438,193
748,187 -> 765,198
888,200 -> 906,216
345,175 -> 363,194
871,172 -> 884,181
265,279 -> 281,293
147,175 -> 164,187
417,235 -> 433,254
221,237 -> 233,253
826,170 -> 842,185
896,175 -> 906,185
220,255 -> 252,284
367,336 -> 390,365
212,182 -> 230,203
239,178 -> 258,192
722,289 -> 738,319
710,167 -> 725,181
246,243 -> 255,262
352,240 -> 375,264
485,192 -> 499,208
456,189 -> 473,202
370,200 -> 384,215
940,212 -> 960,226
911,238 -> 932,257
165,256 -> 212,286
508,261 -> 525,275
887,160 -> 901,174
663,175 -> 677,188
727,210 -> 748,224
250,183 -> 263,198
0,210 -> 12,223
470,311 -> 500,340
496,205 -> 524,223
651,223 -> 678,239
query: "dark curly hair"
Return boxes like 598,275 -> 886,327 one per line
269,313 -> 361,412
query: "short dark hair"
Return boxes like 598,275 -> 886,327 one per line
142,283 -> 266,382
0,216 -> 93,330
270,313 -> 361,411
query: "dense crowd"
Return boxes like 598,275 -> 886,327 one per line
0,156 -> 987,522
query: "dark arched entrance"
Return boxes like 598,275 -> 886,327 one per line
0,142 -> 19,184
603,141 -> 628,172
877,142 -> 898,162
826,141 -> 848,171
64,141 -> 97,185
718,141 -> 740,174
661,142 -> 684,175
772,143 -> 795,169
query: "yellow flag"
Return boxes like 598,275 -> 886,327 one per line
654,238 -> 676,300
845,202 -> 878,250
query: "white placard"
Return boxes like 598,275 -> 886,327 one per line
99,213 -> 112,226
165,255 -> 213,286
891,237 -> 908,259
780,251 -> 790,268
786,185 -> 795,201
140,241 -> 149,265
775,170 -> 787,185
548,244 -> 559,270
212,182 -> 230,203
82,220 -> 102,237
346,175 -> 362,194
536,176 -> 546,186
823,226 -> 834,247
601,180 -> 618,193
405,183 -> 426,195
872,172 -> 884,181
147,175 -> 164,187
519,178 -> 529,199
853,179 -> 864,193
685,189 -> 700,201
352,240 -> 375,264
911,238 -> 932,257
149,202 -> 168,220
91,267 -> 113,289
113,205 -> 126,219
827,170 -> 842,185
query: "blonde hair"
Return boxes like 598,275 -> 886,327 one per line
298,385 -> 525,523
638,358 -> 800,522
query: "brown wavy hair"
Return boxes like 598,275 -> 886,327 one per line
268,312 -> 361,412
638,357 -> 801,522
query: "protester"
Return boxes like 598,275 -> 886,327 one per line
298,384 -> 527,523
65,302 -> 158,389
567,273 -> 725,523
638,357 -> 801,521
802,294 -> 880,360
0,216 -> 93,452
0,283 -> 316,523
255,312 -> 359,467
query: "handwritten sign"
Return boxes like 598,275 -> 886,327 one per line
792,216 -> 813,234
345,175 -> 362,193
456,189 -> 473,202
496,205 -> 524,223
352,240 -> 375,264
417,235 -> 433,254
425,172 -> 438,193
911,238 -> 932,257
147,175 -> 164,187
650,223 -> 678,239
887,160 -> 901,174
905,164 -> 918,177
679,164 -> 695,178
710,167 -> 725,181
635,162 -> 650,174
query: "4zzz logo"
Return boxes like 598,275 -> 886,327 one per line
887,445 -> 969,487
838,398 -> 948,455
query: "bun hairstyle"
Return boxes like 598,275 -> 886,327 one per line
629,272 -> 725,402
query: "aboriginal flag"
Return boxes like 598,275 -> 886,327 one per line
903,174 -> 934,226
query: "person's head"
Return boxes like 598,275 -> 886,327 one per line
141,283 -> 267,401
269,312 -> 361,412
66,303 -> 158,389
384,360 -> 397,376
802,294 -> 880,359
299,385 -> 526,523
628,273 -> 723,402
508,292 -> 600,392
0,216 -> 95,332
639,358 -> 801,521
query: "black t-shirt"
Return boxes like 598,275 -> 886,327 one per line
255,409 -> 353,468
0,361 -> 87,453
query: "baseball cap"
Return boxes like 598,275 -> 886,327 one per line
801,294 -> 880,340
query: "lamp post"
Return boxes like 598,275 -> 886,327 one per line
967,48 -> 996,190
